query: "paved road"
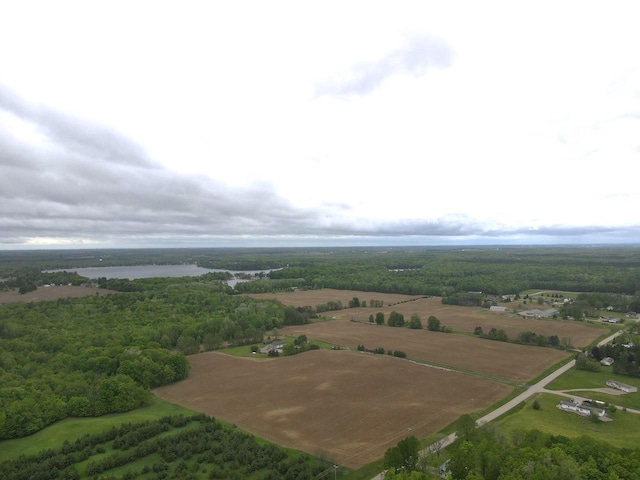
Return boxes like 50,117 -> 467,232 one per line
370,328 -> 629,479
476,327 -> 625,426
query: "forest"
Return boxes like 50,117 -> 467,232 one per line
0,278 -> 302,439
383,426 -> 640,479
3,246 -> 640,297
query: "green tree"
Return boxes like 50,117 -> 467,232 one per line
427,316 -> 441,331
409,314 -> 422,329
449,440 -> 475,479
457,414 -> 476,441
384,436 -> 420,472
388,311 -> 405,327
375,312 -> 385,325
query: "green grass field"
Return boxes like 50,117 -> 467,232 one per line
0,397 -> 195,463
545,367 -> 640,409
494,393 -> 640,449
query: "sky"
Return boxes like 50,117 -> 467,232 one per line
1,1 -> 639,249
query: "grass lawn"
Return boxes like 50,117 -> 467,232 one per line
519,289 -> 580,300
0,397 -> 195,463
545,366 -> 640,409
494,393 -> 640,449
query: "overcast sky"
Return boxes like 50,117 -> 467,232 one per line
1,1 -> 639,249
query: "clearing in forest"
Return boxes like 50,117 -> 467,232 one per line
0,285 -> 116,304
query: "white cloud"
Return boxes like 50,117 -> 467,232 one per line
315,34 -> 454,97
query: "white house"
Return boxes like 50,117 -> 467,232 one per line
606,380 -> 638,393
520,308 -> 557,318
558,401 -> 605,417
601,357 -> 615,366
260,341 -> 285,354
490,306 -> 507,313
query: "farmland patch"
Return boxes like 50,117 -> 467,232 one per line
154,350 -> 511,468
281,320 -> 569,383
248,290 -> 604,348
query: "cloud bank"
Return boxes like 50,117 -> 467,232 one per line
1,84 -> 637,248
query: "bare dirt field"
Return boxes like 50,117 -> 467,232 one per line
154,350 -> 512,468
334,297 -> 604,348
247,288 -> 424,309
248,290 -> 604,348
281,320 -> 569,383
0,285 -> 116,304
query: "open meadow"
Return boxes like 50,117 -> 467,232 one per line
154,349 -> 512,468
494,393 -> 640,449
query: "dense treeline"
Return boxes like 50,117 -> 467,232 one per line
0,414 -> 328,480
384,427 -> 640,479
586,323 -> 640,377
0,280 -> 293,439
574,292 -> 640,312
2,246 -> 640,296
445,427 -> 640,480
256,246 -> 640,296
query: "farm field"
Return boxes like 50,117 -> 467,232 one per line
248,290 -> 606,348
280,320 -> 569,383
154,349 -> 512,468
248,288 -> 424,309
0,285 -> 115,304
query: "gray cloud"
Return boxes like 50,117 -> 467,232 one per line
315,34 -> 454,97
1,85 -> 638,248
0,87 -> 318,245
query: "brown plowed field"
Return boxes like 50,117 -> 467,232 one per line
248,288 -> 424,309
248,290 -> 604,348
154,350 -> 512,468
281,320 -> 568,383
0,285 -> 116,304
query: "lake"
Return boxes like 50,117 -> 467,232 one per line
48,264 -> 271,287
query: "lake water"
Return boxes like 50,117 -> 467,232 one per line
49,264 -> 271,287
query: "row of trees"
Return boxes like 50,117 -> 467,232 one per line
0,414 -> 329,480
472,327 -> 565,348
364,311 -> 446,331
357,345 -> 407,358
